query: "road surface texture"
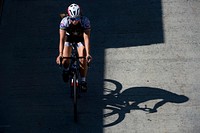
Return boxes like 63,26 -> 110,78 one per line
0,0 -> 200,133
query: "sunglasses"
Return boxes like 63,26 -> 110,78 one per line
70,17 -> 81,21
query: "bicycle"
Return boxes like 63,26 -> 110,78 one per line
59,42 -> 89,122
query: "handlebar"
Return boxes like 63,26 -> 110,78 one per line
59,56 -> 91,68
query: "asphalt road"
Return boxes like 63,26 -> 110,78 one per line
0,0 -> 200,133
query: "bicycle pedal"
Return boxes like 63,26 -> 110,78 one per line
80,87 -> 87,92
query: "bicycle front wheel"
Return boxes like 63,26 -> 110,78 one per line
73,74 -> 78,122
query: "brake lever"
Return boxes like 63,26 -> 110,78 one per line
59,57 -> 63,68
87,57 -> 92,68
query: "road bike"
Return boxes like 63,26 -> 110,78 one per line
59,42 -> 88,122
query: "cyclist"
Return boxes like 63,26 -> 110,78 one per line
56,3 -> 92,91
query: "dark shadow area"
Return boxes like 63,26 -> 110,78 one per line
0,0 -> 4,24
85,0 -> 164,48
103,79 -> 189,127
1,0 -> 104,133
0,0 -> 164,133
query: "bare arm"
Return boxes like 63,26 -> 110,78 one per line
83,29 -> 91,58
56,29 -> 65,64
59,29 -> 66,56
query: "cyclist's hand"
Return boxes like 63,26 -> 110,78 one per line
56,55 -> 62,65
86,55 -> 92,63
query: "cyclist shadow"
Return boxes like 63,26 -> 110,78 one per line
103,79 -> 189,127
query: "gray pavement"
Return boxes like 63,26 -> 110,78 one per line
0,0 -> 200,133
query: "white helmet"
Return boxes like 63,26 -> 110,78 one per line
67,3 -> 81,18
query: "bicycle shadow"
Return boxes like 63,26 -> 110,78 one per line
103,79 -> 189,127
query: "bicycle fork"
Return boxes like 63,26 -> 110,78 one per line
71,78 -> 79,87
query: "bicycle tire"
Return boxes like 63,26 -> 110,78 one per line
73,74 -> 78,122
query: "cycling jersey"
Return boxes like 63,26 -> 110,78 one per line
60,16 -> 91,43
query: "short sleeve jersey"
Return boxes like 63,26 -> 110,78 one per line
59,16 -> 91,43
